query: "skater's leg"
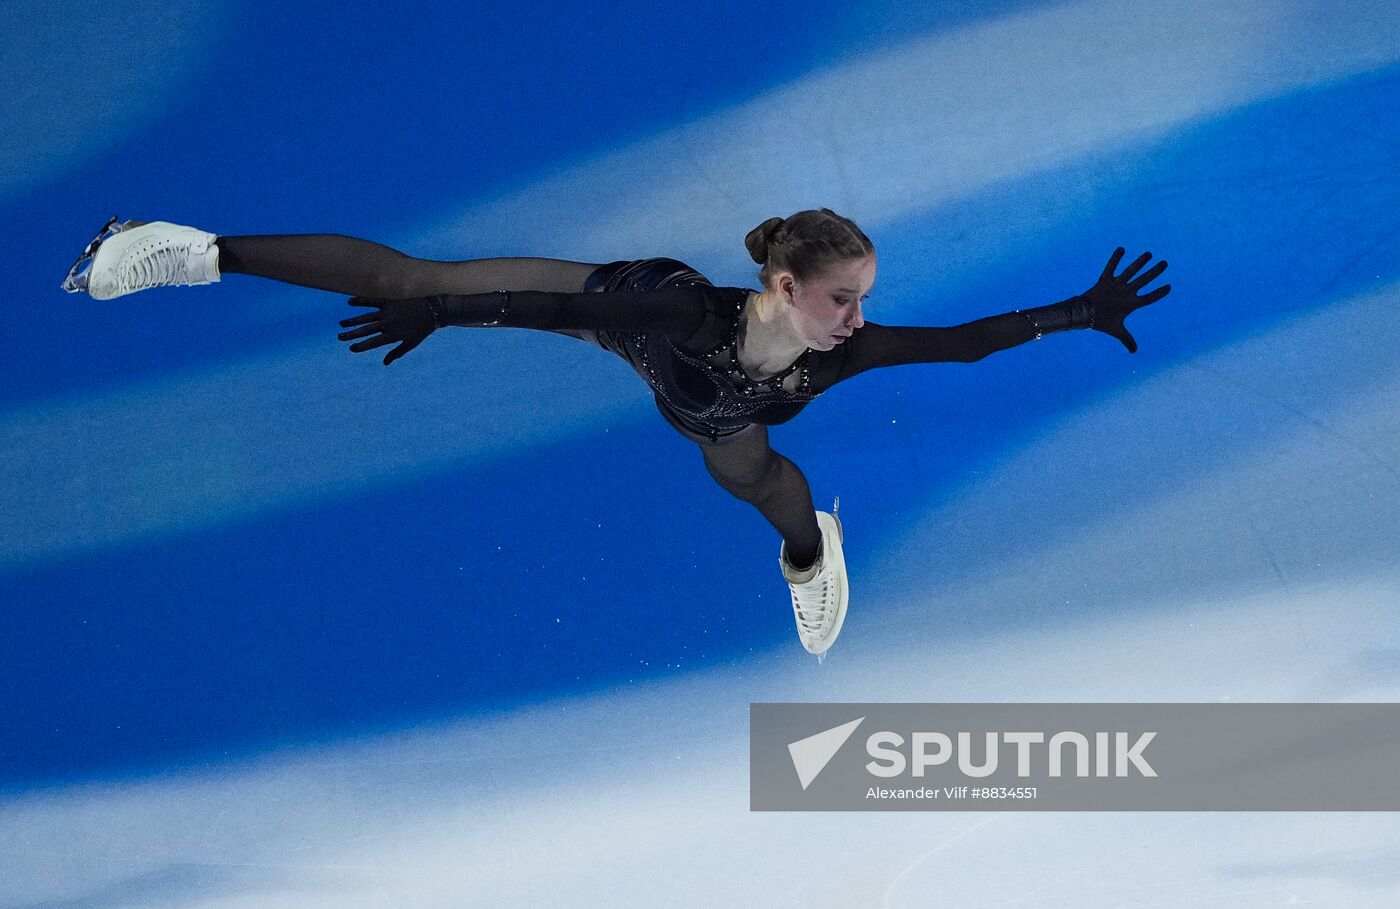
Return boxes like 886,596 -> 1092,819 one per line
699,425 -> 822,570
69,221 -> 604,340
217,234 -> 601,300
702,425 -> 849,656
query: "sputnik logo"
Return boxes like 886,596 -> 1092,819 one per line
787,717 -> 865,790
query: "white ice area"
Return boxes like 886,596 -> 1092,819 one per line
0,332 -> 647,567
0,0 -> 235,200
5,0 -> 1399,568
3,280 -> 1398,907
862,281 -> 1400,637
422,0 -> 1400,270
8,0 -> 1400,903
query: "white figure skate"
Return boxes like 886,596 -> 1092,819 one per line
62,217 -> 220,300
780,497 -> 849,656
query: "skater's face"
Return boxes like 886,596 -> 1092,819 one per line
776,255 -> 875,351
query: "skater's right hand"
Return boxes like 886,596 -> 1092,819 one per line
338,297 -> 437,365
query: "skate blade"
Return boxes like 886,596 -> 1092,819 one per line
60,215 -> 122,294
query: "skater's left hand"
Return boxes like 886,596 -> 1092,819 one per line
338,297 -> 436,365
1080,248 -> 1172,354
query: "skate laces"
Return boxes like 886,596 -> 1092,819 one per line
789,557 -> 835,636
114,240 -> 202,295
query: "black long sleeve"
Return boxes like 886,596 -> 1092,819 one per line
428,284 -> 714,341
427,282 -> 1095,391
828,296 -> 1093,385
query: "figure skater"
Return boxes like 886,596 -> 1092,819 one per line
62,209 -> 1170,655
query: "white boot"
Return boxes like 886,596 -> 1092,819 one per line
780,499 -> 849,655
64,218 -> 221,300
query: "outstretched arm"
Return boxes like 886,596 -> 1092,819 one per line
835,248 -> 1171,380
336,284 -> 715,365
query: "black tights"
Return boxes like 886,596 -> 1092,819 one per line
701,426 -> 822,570
218,233 -> 603,300
217,233 -> 823,569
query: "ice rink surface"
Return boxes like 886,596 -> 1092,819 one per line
4,0 -> 1400,905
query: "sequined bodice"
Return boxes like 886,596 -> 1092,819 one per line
608,287 -> 822,440
577,254 -> 1067,445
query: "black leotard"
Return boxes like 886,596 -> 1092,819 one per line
436,256 -> 1076,444
580,258 -> 813,442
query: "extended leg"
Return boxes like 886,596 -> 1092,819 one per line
218,234 -> 601,299
67,219 -> 606,324
700,425 -> 822,570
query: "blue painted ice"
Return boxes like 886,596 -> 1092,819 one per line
4,0 -> 1400,904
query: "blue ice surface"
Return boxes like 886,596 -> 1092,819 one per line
3,0 -> 1399,800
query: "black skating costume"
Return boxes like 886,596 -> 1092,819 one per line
431,255 -> 1095,446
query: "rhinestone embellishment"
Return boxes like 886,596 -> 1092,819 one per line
613,285 -> 821,443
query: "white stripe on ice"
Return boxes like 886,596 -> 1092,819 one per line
4,0 -> 1398,567
0,333 -> 648,566
859,280 -> 1400,628
3,286 -> 1400,908
419,0 -> 1400,272
3,582 -> 1399,907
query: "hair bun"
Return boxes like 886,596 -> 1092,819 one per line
743,208 -> 875,291
744,216 -> 786,264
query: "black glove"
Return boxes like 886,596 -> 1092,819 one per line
1079,247 -> 1172,353
337,297 -> 437,365
1017,248 -> 1171,353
